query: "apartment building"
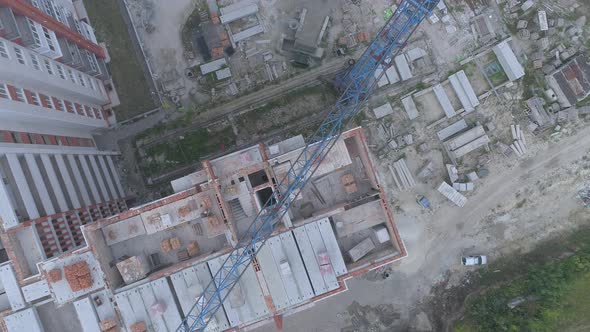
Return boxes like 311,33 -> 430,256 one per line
0,128 -> 406,332
0,0 -> 128,292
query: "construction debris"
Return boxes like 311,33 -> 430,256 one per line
446,164 -> 459,183
417,160 -> 435,180
578,186 -> 590,208
64,261 -> 92,292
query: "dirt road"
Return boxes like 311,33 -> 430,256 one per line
254,124 -> 590,332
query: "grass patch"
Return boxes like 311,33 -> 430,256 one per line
455,229 -> 590,332
85,0 -> 157,120
235,84 -> 336,135
180,4 -> 204,57
141,126 -> 236,177
352,110 -> 366,127
489,70 -> 508,86
135,108 -> 199,141
521,63 -> 547,100
577,95 -> 590,107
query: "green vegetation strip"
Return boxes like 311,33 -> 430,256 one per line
235,84 -> 336,135
85,0 -> 156,120
456,229 -> 590,332
141,126 -> 236,177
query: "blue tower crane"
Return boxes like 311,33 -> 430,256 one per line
177,1 -> 439,330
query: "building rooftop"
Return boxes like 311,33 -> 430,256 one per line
0,127 -> 406,332
547,54 -> 590,107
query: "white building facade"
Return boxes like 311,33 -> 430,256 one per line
0,0 -> 127,280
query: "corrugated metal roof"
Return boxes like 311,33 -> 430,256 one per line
201,58 -> 227,75
215,67 -> 232,80
493,41 -> 524,81
433,84 -> 456,118
394,54 -> 412,81
220,3 -> 258,24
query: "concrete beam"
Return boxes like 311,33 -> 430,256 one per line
40,154 -> 68,212
98,155 -> 118,199
88,155 -> 110,202
55,155 -> 81,209
24,154 -> 55,216
0,143 -> 118,156
0,166 -> 19,228
78,155 -> 101,204
6,154 -> 39,219
68,154 -> 93,206
106,156 -> 125,197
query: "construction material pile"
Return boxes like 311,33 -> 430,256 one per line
64,261 -> 92,292
130,321 -> 147,332
47,269 -> 62,283
99,319 -> 118,332
510,124 -> 527,157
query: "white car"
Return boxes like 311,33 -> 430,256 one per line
461,255 -> 487,266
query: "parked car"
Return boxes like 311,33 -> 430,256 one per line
461,255 -> 487,266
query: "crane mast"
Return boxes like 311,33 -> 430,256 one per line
177,0 -> 439,330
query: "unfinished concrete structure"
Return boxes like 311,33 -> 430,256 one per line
0,127 -> 405,331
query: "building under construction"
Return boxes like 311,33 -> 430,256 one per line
0,127 -> 405,331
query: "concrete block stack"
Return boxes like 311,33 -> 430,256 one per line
187,241 -> 200,257
64,261 -> 92,292
340,174 -> 358,193
510,124 -> 528,157
160,239 -> 172,254
170,237 -> 182,251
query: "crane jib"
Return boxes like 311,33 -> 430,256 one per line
177,1 -> 439,331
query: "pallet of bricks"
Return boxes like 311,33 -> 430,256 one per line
99,319 -> 119,332
64,261 -> 93,292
